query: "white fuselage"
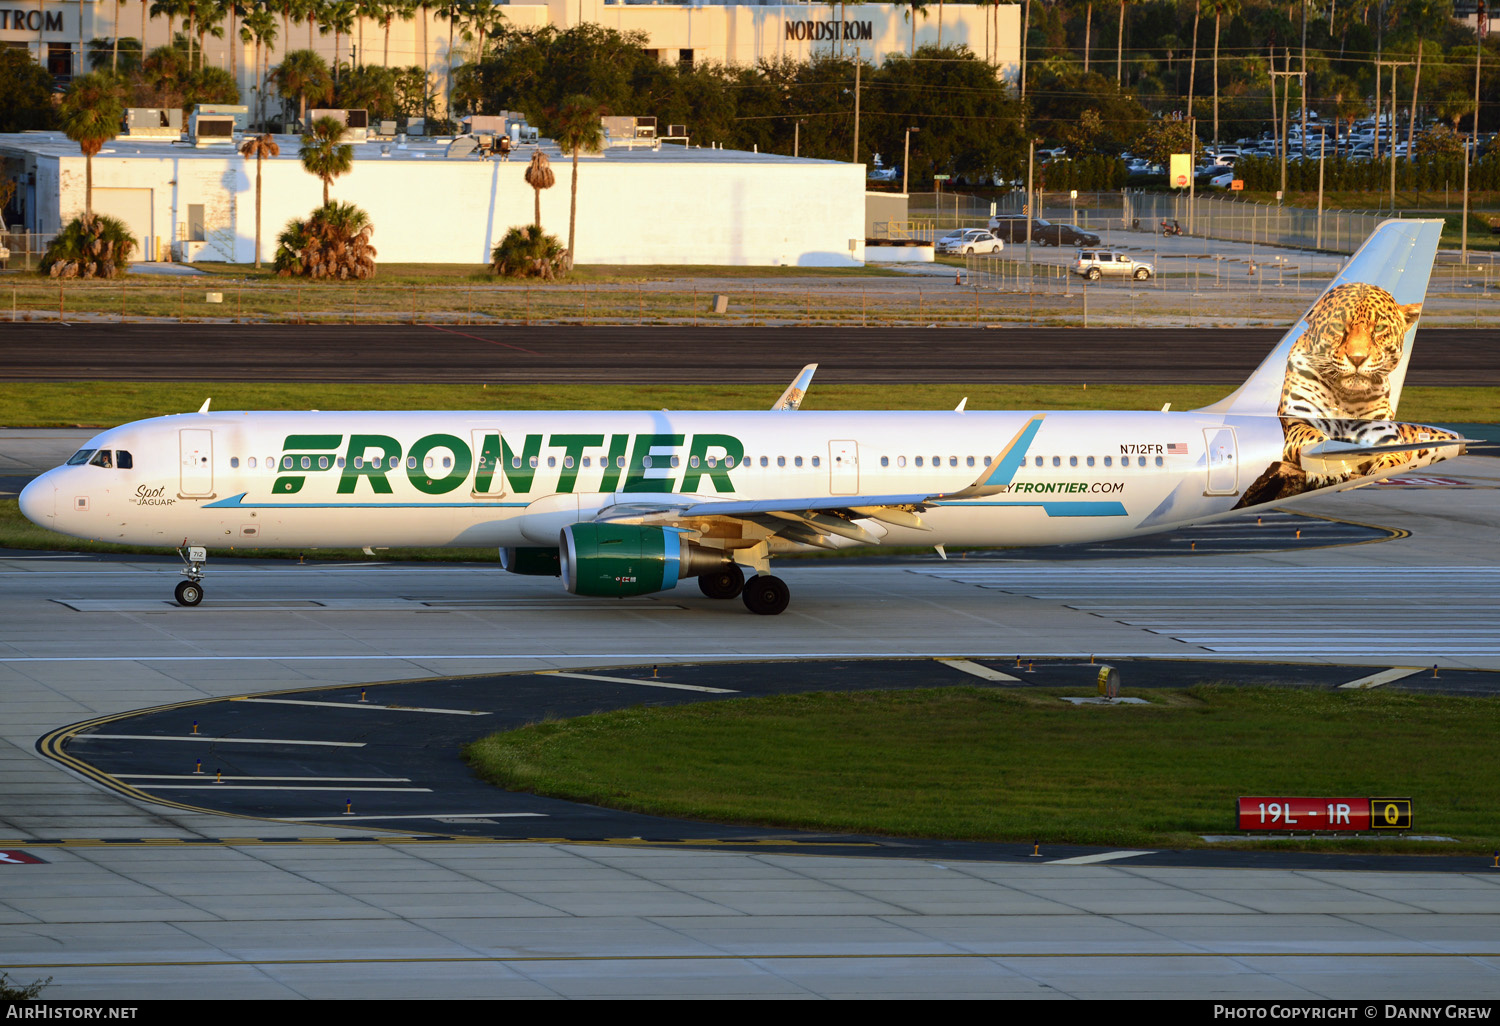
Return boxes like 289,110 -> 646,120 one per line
19,407 -> 1452,553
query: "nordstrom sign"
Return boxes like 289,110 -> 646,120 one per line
785,20 -> 874,41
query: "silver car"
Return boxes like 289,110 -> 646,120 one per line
937,229 -> 1003,255
1072,250 -> 1154,280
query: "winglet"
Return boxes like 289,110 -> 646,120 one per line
772,364 -> 818,411
935,414 -> 1045,501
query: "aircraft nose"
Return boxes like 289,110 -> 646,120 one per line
18,474 -> 56,525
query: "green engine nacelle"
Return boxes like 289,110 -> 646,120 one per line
500,546 -> 561,577
560,523 -> 724,597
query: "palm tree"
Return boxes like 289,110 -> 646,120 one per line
59,74 -> 124,218
239,132 -> 280,267
300,114 -> 354,205
1186,0 -> 1200,122
378,0 -> 415,67
549,95 -> 604,270
319,0 -> 357,81
523,147 -> 553,230
1205,0 -> 1239,148
241,7 -> 278,127
273,48 -> 333,126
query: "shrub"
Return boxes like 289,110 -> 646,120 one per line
490,225 -> 567,279
273,201 -> 377,280
40,213 -> 135,278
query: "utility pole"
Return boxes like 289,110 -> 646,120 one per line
1374,59 -> 1413,214
852,48 -> 861,166
1270,60 -> 1304,198
1464,1 -> 1486,263
1316,131 -> 1326,249
1300,0 -> 1309,160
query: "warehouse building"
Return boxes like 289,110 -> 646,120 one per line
0,128 -> 868,266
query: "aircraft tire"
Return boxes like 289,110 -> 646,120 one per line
742,574 -> 790,616
175,581 -> 203,607
698,564 -> 745,600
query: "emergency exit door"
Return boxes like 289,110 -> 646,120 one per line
179,428 -> 215,498
1203,427 -> 1238,496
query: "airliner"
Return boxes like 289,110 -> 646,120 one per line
18,220 -> 1474,614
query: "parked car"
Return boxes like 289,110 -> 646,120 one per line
1207,170 -> 1235,188
987,215 -> 1053,242
937,228 -> 1003,255
1033,222 -> 1100,247
1072,250 -> 1154,281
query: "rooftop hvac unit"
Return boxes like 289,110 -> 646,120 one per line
195,104 -> 249,133
124,107 -> 182,138
189,113 -> 236,145
307,108 -> 369,141
602,116 -> 657,145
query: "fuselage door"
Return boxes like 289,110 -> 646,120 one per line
178,428 -> 215,498
471,428 -> 505,497
1203,427 -> 1239,496
829,440 -> 859,495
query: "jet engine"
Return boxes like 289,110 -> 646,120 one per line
559,523 -> 728,597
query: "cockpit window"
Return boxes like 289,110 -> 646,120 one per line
116,450 -> 133,469
66,449 -> 96,466
89,450 -> 114,469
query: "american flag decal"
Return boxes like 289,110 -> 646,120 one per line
1166,442 -> 1189,455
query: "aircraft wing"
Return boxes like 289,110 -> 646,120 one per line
591,415 -> 1053,546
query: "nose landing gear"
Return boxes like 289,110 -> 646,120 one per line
176,545 -> 206,606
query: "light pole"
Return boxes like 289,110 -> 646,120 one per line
903,126 -> 918,194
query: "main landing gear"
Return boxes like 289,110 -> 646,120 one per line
739,574 -> 790,616
176,545 -> 206,607
697,564 -> 790,615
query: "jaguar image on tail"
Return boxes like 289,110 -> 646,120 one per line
1234,277 -> 1463,508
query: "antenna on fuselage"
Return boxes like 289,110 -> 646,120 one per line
198,398 -> 212,414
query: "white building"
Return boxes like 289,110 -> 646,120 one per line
4,1 -> 1019,116
1,130 -> 869,266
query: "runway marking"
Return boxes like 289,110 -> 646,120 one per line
6,951 -> 1499,972
136,784 -> 434,792
71,734 -> 366,747
538,670 -> 738,694
1338,668 -> 1426,689
117,774 -> 412,782
232,697 -> 490,716
935,658 -> 1022,683
289,812 -> 548,822
1045,850 -> 1155,865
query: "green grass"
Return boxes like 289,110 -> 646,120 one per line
175,262 -> 903,283
3,382 -> 1495,428
464,685 -> 1500,851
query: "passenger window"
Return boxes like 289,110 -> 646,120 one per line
353,457 -> 364,469
915,456 -> 923,467
726,455 -> 736,468
643,456 -> 653,468
1138,456 -> 1146,466
116,451 -> 133,469
1069,456 -> 1078,467
512,457 -> 521,469
283,456 -> 294,470
1087,456 -> 1095,467
1034,456 -> 1043,467
563,456 -> 574,468
880,456 -> 889,467
390,457 -> 400,469
230,457 -> 240,469
776,456 -> 785,467
583,457 -> 591,467
966,456 -> 975,467
546,456 -> 556,468
1104,456 -> 1112,467
616,455 -> 625,468
949,457 -> 957,467
794,456 -> 803,467
760,456 -> 768,467
1155,456 -> 1163,466
265,456 -> 274,470
983,456 -> 991,466
692,456 -> 701,468
528,457 -> 538,469
337,457 -> 345,468
443,457 -> 452,468
671,456 -> 680,468
898,456 -> 907,468
810,456 -> 818,467
1052,456 -> 1061,467
319,457 -> 330,470
932,455 -> 940,466
248,457 -> 257,469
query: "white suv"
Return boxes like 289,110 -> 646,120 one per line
1072,250 -> 1154,280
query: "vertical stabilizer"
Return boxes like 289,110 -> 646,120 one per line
1197,219 -> 1442,418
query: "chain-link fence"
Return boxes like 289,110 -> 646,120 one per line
1,231 -> 58,271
